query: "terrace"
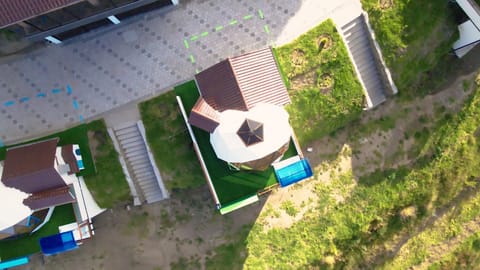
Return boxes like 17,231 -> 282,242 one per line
0,121 -> 127,261
175,80 -> 302,214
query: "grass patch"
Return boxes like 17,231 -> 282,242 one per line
429,232 -> 480,269
140,91 -> 204,190
0,204 -> 76,260
361,0 -> 459,97
384,187 -> 480,269
243,87 -> 480,269
83,120 -> 131,208
174,81 -> 297,205
205,226 -> 249,270
170,256 -> 201,270
280,200 -> 298,217
275,19 -> 364,144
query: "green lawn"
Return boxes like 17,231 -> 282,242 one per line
242,86 -> 480,269
361,0 -> 458,96
139,91 -> 205,190
83,120 -> 131,208
275,19 -> 364,144
429,232 -> 480,270
0,204 -> 76,260
174,81 -> 297,205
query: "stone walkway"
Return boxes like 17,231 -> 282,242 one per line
0,0 -> 361,145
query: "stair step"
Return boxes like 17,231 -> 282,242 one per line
120,139 -> 144,150
125,152 -> 147,162
357,63 -> 378,79
128,157 -> 149,166
124,148 -> 146,158
138,180 -> 158,190
341,15 -> 363,30
124,144 -> 146,154
146,194 -> 164,203
142,186 -> 162,196
134,170 -> 155,179
114,125 -> 138,136
117,130 -> 141,141
131,162 -> 152,172
349,41 -> 371,56
119,136 -> 142,145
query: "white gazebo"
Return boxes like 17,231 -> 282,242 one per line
210,103 -> 292,170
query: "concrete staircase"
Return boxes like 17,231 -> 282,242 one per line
111,121 -> 167,204
341,15 -> 387,108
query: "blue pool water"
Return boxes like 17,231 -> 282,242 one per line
77,160 -> 84,170
274,159 -> 313,187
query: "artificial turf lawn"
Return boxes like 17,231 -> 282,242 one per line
0,121 -> 130,209
0,204 -> 76,260
174,81 -> 297,205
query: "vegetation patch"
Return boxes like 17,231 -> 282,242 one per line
275,19 -> 364,144
140,91 -> 205,190
361,0 -> 459,97
243,86 -> 480,269
83,120 -> 131,208
430,232 -> 480,269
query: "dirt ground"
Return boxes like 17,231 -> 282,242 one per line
19,46 -> 480,270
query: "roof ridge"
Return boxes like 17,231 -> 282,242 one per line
226,58 -> 249,110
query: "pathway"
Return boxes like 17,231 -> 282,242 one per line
0,0 -> 361,146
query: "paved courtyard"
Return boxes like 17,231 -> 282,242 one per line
0,0 -> 361,145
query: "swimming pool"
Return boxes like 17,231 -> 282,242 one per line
274,158 -> 313,187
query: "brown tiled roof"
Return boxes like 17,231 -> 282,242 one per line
1,138 -> 66,193
23,186 -> 75,210
191,47 -> 290,133
188,98 -> 221,133
0,0 -> 81,28
61,145 -> 79,174
230,47 -> 291,108
194,47 -> 290,111
195,60 -> 248,112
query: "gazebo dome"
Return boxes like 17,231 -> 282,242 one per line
210,103 -> 291,170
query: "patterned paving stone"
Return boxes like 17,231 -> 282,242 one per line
0,0 -> 360,144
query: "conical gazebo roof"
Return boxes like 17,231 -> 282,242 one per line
237,119 -> 263,146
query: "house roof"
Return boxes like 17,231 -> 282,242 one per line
1,138 -> 66,193
23,186 -> 75,210
61,145 -> 80,174
188,98 -> 221,133
237,118 -> 264,146
191,47 -> 290,132
0,0 -> 81,28
194,60 -> 248,112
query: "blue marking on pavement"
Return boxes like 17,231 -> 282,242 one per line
51,88 -> 62,94
67,85 -> 72,95
79,115 -> 84,122
19,97 -> 30,103
4,100 -> 15,107
0,139 -> 3,147
72,99 -> 79,110
36,92 -> 46,98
